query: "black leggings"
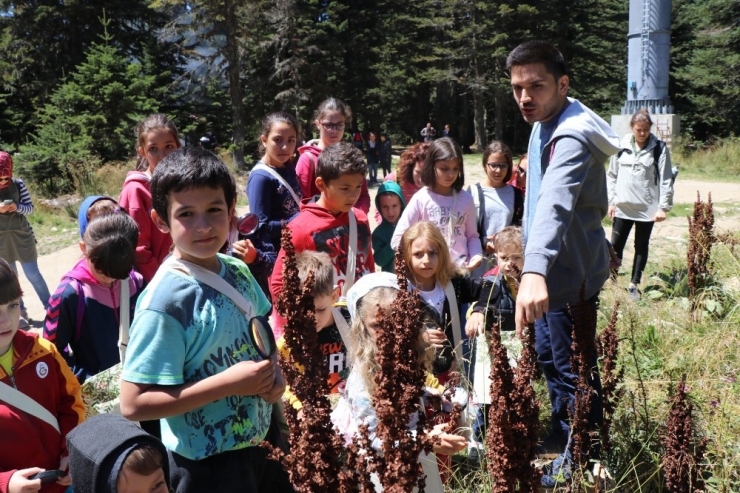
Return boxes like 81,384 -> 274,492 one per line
611,218 -> 655,284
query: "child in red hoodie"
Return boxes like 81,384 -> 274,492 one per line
119,114 -> 181,282
0,258 -> 85,493
270,142 -> 374,337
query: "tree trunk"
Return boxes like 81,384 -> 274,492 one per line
494,86 -> 505,142
473,88 -> 487,151
223,0 -> 245,169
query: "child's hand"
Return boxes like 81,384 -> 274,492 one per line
258,364 -> 286,404
223,359 -> 276,396
423,328 -> 447,348
57,456 -> 71,486
466,255 -> 483,271
429,423 -> 467,455
8,468 -> 43,493
485,236 -> 496,255
0,203 -> 14,214
232,239 -> 258,264
465,312 -> 485,338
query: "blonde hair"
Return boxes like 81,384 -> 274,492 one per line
296,250 -> 335,298
400,221 -> 459,287
346,286 -> 431,393
493,226 -> 523,254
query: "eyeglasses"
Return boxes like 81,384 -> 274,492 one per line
320,121 -> 346,132
517,166 -> 527,176
486,162 -> 509,171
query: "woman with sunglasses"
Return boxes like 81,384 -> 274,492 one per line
295,97 -> 370,213
0,151 -> 51,325
468,141 -> 524,278
509,153 -> 528,192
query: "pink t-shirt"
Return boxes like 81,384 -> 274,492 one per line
390,187 -> 482,266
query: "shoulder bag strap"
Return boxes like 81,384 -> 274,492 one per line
118,274 -> 131,364
474,184 -> 486,249
512,187 -> 524,226
164,257 -> 257,319
251,162 -> 301,205
332,307 -> 351,347
652,140 -> 665,186
442,281 -> 464,368
342,210 -> 358,298
0,380 -> 60,433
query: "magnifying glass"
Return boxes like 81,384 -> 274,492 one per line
237,213 -> 259,237
248,315 -> 277,360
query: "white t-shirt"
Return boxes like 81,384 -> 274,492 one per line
416,283 -> 446,318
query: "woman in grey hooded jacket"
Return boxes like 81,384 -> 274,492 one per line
607,109 -> 674,301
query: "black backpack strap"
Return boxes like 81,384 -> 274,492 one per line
474,183 -> 486,250
652,140 -> 665,186
512,187 -> 524,226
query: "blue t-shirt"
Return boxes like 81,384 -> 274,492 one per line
122,254 -> 272,460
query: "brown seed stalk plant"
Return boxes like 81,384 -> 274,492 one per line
365,248 -> 436,492
687,192 -> 715,313
595,301 -> 624,457
484,317 -> 540,492
267,227 -> 348,492
661,375 -> 708,493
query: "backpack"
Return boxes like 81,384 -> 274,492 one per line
473,184 -> 524,250
66,274 -> 140,342
617,140 -> 666,186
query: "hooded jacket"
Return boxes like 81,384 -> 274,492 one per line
523,98 -> 620,309
118,171 -> 172,282
607,132 -> 674,221
43,259 -> 143,382
295,143 -> 371,214
78,195 -> 118,238
67,414 -> 170,493
269,197 -> 374,337
371,181 -> 406,272
0,331 -> 85,493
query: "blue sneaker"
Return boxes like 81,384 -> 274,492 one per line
540,452 -> 572,488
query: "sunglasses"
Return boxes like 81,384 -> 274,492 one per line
486,162 -> 509,171
517,166 -> 527,176
320,122 -> 346,132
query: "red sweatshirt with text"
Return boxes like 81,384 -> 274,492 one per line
269,198 -> 374,337
0,331 -> 85,493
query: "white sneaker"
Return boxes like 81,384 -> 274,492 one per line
18,316 -> 30,330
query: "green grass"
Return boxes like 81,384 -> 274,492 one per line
673,137 -> 740,183
27,205 -> 80,255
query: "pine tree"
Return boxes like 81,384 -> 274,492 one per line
17,16 -> 161,194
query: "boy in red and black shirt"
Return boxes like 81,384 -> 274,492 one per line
270,142 -> 374,337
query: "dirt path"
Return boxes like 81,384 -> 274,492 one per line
18,175 -> 738,326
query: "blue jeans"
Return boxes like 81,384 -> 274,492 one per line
534,295 -> 603,444
367,159 -> 378,183
11,260 -> 51,310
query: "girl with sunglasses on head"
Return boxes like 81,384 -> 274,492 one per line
468,141 -> 524,278
509,153 -> 528,192
0,151 -> 51,326
295,97 -> 370,213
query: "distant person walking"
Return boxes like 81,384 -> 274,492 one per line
365,131 -> 380,184
0,151 -> 51,326
421,122 -> 437,142
607,108 -> 674,301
